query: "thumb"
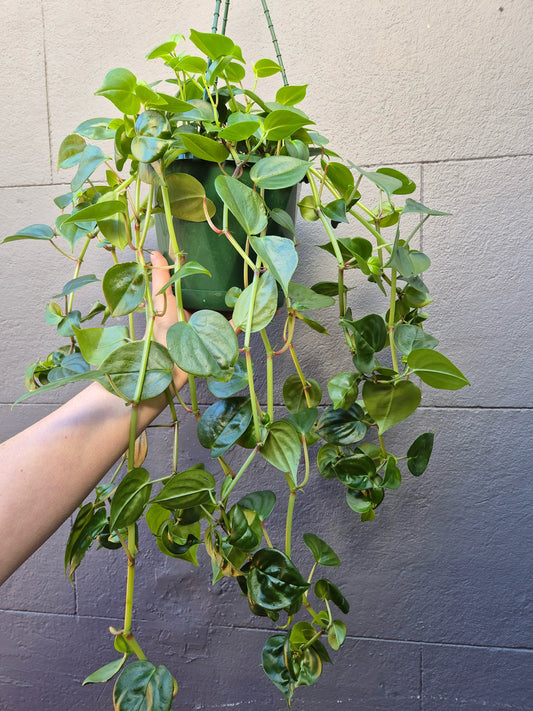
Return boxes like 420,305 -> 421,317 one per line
150,251 -> 173,314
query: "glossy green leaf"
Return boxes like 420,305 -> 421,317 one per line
317,404 -> 367,445
102,262 -> 145,317
228,504 -> 263,552
402,198 -> 450,216
407,349 -> 469,390
344,314 -> 387,373
166,172 -> 215,222
254,58 -> 283,77
288,283 -> 335,310
276,84 -> 307,106
248,548 -> 309,611
172,55 -> 207,73
407,432 -> 435,476
237,490 -> 276,522
157,261 -> 211,293
207,357 -> 248,397
95,68 -> 140,114
218,120 -> 261,142
65,507 -> 107,579
286,407 -> 319,435
394,323 -> 439,355
145,503 -> 170,536
323,198 -> 348,224
285,138 -> 309,161
73,325 -> 128,366
363,380 -> 421,433
197,397 -> 252,457
250,156 -> 311,189
64,503 -> 93,573
314,578 -> 350,614
325,161 -> 355,195
328,620 -> 347,651
189,29 -> 237,60
131,135 -> 168,163
53,274 -> 99,298
264,109 -> 313,140
180,133 -> 229,163
383,457 -> 402,489
261,635 -> 293,702
146,38 -> 179,60
57,134 -> 86,169
232,270 -> 278,333
334,451 -> 377,490
387,235 -> 431,278
71,145 -> 108,193
282,374 -> 322,413
327,372 -> 360,410
113,661 -> 174,711
269,207 -> 295,236
46,352 -> 89,382
376,167 -> 416,195
98,341 -> 174,401
249,235 -> 298,295
57,310 -> 81,337
261,421 -> 301,483
75,117 -> 115,141
14,369 -> 103,404
3,224 -> 54,243
151,466 -> 215,510
215,175 -> 267,234
167,310 -> 238,380
317,443 -> 340,479
98,213 -> 129,249
110,468 -> 151,531
298,194 -> 319,221
82,656 -> 126,685
352,165 -> 403,197
303,533 -> 340,567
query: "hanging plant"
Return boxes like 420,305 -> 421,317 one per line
3,8 -> 468,709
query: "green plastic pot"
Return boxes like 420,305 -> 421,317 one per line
155,159 -> 298,311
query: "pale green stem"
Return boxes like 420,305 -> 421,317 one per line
123,524 -> 137,634
260,329 -> 274,422
285,480 -> 297,558
388,269 -> 399,373
244,268 -> 263,442
222,446 -> 260,502
67,236 -> 91,312
289,344 -> 311,408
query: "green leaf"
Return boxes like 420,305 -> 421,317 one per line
197,397 -> 253,457
248,548 -> 309,611
344,314 -> 387,373
57,134 -> 86,169
394,323 -> 439,356
250,156 -> 311,190
57,310 -> 81,337
215,175 -> 267,235
82,656 -> 126,685
282,374 -> 322,413
207,357 -> 248,398
376,167 -> 416,195
95,68 -> 141,114
227,504 -> 263,552
151,466 -> 215,510
75,117 -> 115,141
3,224 -> 55,244
383,457 -> 402,489
249,235 -> 298,295
264,109 -> 314,141
327,372 -> 360,410
269,207 -> 295,236
98,340 -> 174,401
317,444 -> 340,479
285,138 -> 309,161
71,145 -> 108,193
102,262 -> 145,317
334,451 -> 377,490
286,407 -> 319,435
232,270 -> 278,333
407,432 -> 435,476
180,133 -> 229,163
261,421 -> 301,483
407,349 -> 469,390
157,261 -> 211,293
113,661 -> 174,711
322,198 -> 348,224
146,38 -> 179,60
303,533 -> 340,567
314,579 -> 350,614
288,283 -> 335,310
387,234 -> 431,278
237,491 -> 276,521
328,621 -> 347,651
352,165 -> 403,197
14,369 -> 104,404
402,198 -> 450,216
110,468 -> 151,530
189,29 -> 237,60
317,405 -> 367,445
53,274 -> 99,298
167,310 -> 238,380
363,380 -> 421,433
276,84 -> 307,106
73,325 -> 128,367
218,120 -> 261,142
261,635 -> 293,703
131,135 -> 169,163
254,58 -> 283,78
166,172 -> 215,222
65,507 -> 107,579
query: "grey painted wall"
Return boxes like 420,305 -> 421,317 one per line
1,1 -> 532,709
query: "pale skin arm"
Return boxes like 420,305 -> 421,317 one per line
0,252 -> 185,586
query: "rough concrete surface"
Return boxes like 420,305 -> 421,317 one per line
0,1 -> 532,710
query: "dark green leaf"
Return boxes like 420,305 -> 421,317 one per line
167,310 -> 238,380
232,270 -> 278,333
317,405 -> 367,446
323,198 -> 348,224
407,432 -> 434,476
269,207 -> 295,236
363,380 -> 421,433
248,548 -> 309,611
261,635 -> 293,703
249,235 -> 298,295
197,397 -> 253,457
98,340 -> 174,401
314,579 -> 350,614
237,491 -> 276,521
352,166 -> 403,197
207,357 -> 248,397
283,374 -> 322,413
376,167 -> 416,195
328,620 -> 347,650
215,175 -> 267,235
344,314 -> 387,373
407,349 -> 469,390
250,156 -> 311,190
288,283 -> 335,310
3,224 -> 54,243
303,533 -> 340,566
327,372 -> 360,410
151,466 -> 215,510
317,444 -> 340,479
110,468 -> 151,530
394,323 -> 439,355
286,407 -> 318,435
113,661 -> 174,711
346,489 -> 373,514
334,451 -> 377,490
102,262 -> 145,317
261,421 -> 301,483
65,507 -> 107,579
227,504 -> 263,552
383,457 -> 402,489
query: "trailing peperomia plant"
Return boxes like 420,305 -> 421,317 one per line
4,28 -> 468,710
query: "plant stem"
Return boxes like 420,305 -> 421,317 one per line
289,345 -> 311,408
260,329 -> 274,422
388,269 -> 399,373
222,446 -> 260,502
284,472 -> 297,558
244,268 -> 262,442
123,523 -> 136,634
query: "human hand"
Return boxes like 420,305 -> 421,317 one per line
150,251 -> 189,393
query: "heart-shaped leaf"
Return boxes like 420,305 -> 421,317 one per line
407,432 -> 435,476
215,175 -> 267,235
110,467 -> 151,530
249,235 -> 298,295
407,349 -> 469,390
113,661 -> 174,711
261,421 -> 302,483
248,548 -> 309,611
303,533 -> 340,567
103,262 -> 145,317
232,270 -> 278,333
363,380 -> 421,433
197,397 -> 253,457
151,466 -> 215,510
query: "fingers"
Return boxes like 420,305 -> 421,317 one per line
150,251 -> 174,316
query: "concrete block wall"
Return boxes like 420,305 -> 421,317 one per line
1,1 -> 532,709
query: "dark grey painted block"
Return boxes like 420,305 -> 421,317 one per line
421,644 -> 533,710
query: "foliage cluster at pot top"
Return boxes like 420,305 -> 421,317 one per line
4,29 -> 469,710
